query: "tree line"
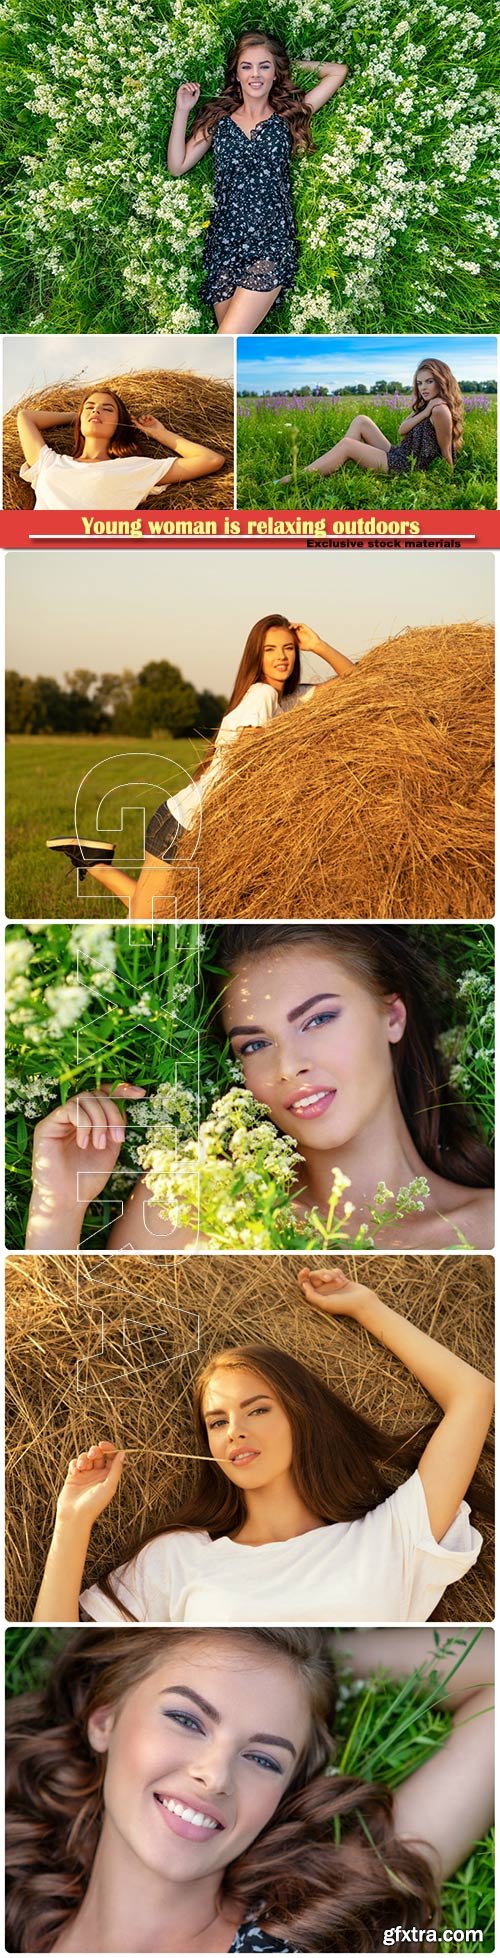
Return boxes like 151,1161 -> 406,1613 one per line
239,380 -> 497,397
5,662 -> 229,738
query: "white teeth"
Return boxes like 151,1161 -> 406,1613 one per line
158,1797 -> 218,1829
291,1091 -> 330,1110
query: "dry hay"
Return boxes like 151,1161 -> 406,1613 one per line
6,1251 -> 493,1623
3,368 -> 234,510
173,624 -> 494,920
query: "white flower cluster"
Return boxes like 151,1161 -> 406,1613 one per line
126,1081 -> 199,1163
5,1073 -> 59,1117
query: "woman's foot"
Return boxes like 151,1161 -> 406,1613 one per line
46,838 -> 115,882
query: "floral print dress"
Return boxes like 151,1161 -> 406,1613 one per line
387,416 -> 445,475
229,1923 -> 297,1952
201,112 -> 298,304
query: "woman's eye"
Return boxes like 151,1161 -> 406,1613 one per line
163,1710 -> 205,1734
244,1752 -> 283,1775
252,1405 -> 271,1416
207,1418 -> 226,1430
304,1011 -> 340,1031
237,1038 -> 269,1056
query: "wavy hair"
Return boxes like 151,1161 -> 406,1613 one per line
193,615 -> 301,782
215,923 -> 493,1189
96,1338 -> 492,1621
72,387 -> 142,460
6,1626 -> 438,1952
412,361 -> 464,455
192,33 -> 314,155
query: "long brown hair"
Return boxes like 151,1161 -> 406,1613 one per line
193,615 -> 301,783
215,923 -> 493,1188
97,1339 -> 492,1620
192,32 -> 314,155
412,360 -> 464,455
72,387 -> 142,459
6,1626 -> 437,1952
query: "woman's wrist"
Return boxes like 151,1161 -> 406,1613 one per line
26,1195 -> 83,1249
350,1289 -> 393,1336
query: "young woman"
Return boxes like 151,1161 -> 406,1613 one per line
167,33 -> 348,335
5,1624 -> 494,1952
45,621 -> 353,918
279,362 -> 463,486
25,925 -> 494,1254
32,1268 -> 493,1629
17,386 -> 225,509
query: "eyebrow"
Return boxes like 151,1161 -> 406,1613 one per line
160,1688 -> 296,1756
227,993 -> 341,1039
204,1392 -> 273,1417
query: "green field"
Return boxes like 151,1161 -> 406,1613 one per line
6,736 -> 208,919
237,395 -> 498,511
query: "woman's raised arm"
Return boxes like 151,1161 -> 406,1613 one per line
33,1442 -> 125,1622
167,82 -> 212,176
296,59 -> 348,112
26,1085 -> 145,1249
298,1268 -> 494,1541
17,406 -> 74,467
132,414 -> 225,484
292,622 -> 355,677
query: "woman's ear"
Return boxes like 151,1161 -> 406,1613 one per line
386,994 -> 407,1045
88,1703 -> 115,1754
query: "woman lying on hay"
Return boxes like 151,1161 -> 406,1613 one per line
33,1264 -> 493,1626
15,384 -> 225,509
26,925 -> 494,1255
46,616 -> 353,910
6,1625 -> 494,1954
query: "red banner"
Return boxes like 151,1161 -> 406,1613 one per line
1,508 -> 499,548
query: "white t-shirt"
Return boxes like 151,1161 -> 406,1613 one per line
19,443 -> 175,510
166,679 -> 315,831
80,1470 -> 481,1626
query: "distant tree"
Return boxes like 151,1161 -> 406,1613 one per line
195,689 -> 229,737
5,669 -> 36,734
116,660 -> 200,737
373,379 -> 388,393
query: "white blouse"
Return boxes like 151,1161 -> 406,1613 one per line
20,443 -> 175,510
166,680 -> 315,831
80,1470 -> 481,1626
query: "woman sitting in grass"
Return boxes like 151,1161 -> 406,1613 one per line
6,1624 -> 494,1953
17,386 -> 225,510
25,925 -> 494,1254
32,1267 -> 493,1628
279,362 -> 463,487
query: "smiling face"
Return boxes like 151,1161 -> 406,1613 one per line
415,367 -> 440,402
80,391 -> 120,440
236,41 -> 276,104
202,1364 -> 294,1490
221,944 -> 406,1153
87,1639 -> 309,1888
260,623 -> 297,692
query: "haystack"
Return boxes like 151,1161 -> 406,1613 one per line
174,624 -> 494,919
5,1252 -> 493,1622
3,368 -> 234,509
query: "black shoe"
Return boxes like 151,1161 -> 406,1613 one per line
46,838 -> 116,883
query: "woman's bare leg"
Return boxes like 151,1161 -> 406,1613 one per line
215,285 -> 281,334
213,297 -> 234,327
281,434 -> 390,483
344,413 -> 391,453
85,862 -> 137,903
129,852 -> 179,921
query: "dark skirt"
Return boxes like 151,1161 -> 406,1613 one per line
145,802 -> 183,861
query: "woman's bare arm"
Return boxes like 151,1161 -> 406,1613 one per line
296,59 -> 348,112
16,407 -> 74,466
167,82 -> 212,175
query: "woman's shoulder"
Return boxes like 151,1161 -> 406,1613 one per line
431,1174 -> 494,1250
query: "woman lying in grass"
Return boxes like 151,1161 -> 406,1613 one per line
5,1624 -> 494,1953
17,386 -> 225,510
279,363 -> 463,487
32,1267 -> 493,1628
167,32 -> 347,336
26,925 -> 494,1253
46,621 -> 353,917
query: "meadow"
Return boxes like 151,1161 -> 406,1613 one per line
237,391 -> 498,510
1,0 -> 499,336
4,1622 -> 494,1950
5,735 -> 208,919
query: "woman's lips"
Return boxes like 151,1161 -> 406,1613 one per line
153,1793 -> 224,1840
284,1088 -> 337,1121
229,1448 -> 261,1465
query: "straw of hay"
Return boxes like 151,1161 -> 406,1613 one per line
3,368 -> 234,510
172,623 -> 494,919
6,1251 -> 493,1623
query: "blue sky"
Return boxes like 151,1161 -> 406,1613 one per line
237,334 -> 497,394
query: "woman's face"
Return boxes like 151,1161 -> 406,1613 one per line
221,944 -> 406,1152
80,391 -> 120,440
88,1639 -> 309,1886
416,368 -> 440,402
259,624 -> 297,692
202,1363 -> 294,1490
236,43 -> 276,104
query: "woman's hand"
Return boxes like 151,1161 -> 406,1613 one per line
290,622 -> 325,655
132,413 -> 167,442
176,81 -> 200,112
27,1083 -> 146,1246
56,1441 -> 126,1528
298,1266 -> 375,1319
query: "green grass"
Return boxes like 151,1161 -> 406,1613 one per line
1,0 -> 499,334
4,1627 -> 494,1950
5,735 -> 208,919
237,395 -> 498,510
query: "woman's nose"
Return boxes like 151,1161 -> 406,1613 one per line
189,1744 -> 234,1798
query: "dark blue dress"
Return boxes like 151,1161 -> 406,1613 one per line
201,112 -> 298,304
387,416 -> 446,475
